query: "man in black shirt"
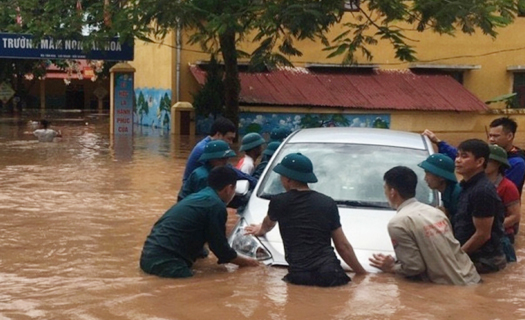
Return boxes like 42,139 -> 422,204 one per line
453,139 -> 506,273
245,153 -> 366,287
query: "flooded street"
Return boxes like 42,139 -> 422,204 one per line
1,116 -> 525,319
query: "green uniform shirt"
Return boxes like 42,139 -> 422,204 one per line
141,187 -> 237,267
179,164 -> 212,200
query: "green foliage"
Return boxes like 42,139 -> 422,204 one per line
191,55 -> 225,119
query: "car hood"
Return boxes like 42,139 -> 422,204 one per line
241,195 -> 396,273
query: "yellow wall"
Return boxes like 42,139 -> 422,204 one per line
131,32 -> 175,91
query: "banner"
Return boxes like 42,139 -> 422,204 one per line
0,33 -> 133,61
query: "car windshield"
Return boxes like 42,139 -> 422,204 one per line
258,142 -> 438,208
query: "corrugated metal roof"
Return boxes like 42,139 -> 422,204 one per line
189,65 -> 488,112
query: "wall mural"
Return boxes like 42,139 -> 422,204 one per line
196,112 -> 390,136
134,88 -> 172,130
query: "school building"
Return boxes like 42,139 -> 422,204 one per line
129,10 -> 525,136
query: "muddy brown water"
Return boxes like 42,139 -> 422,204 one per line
1,117 -> 524,319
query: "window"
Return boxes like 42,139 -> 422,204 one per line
513,73 -> 525,108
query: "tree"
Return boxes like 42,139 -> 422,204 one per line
191,55 -> 225,119
135,0 -> 521,126
2,0 -> 522,119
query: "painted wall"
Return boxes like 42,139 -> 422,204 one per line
134,88 -> 172,130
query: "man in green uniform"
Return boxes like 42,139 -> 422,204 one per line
140,166 -> 259,278
418,153 -> 461,218
178,140 -> 236,201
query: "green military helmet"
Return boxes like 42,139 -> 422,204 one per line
273,152 -> 318,183
263,141 -> 281,157
198,140 -> 236,161
270,127 -> 291,143
489,144 -> 510,168
239,132 -> 266,152
417,153 -> 457,182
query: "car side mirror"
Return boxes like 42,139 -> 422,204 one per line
235,180 -> 250,196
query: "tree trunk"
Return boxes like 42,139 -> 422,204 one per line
219,29 -> 240,132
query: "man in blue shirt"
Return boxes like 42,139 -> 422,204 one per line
182,117 -> 236,184
141,166 -> 260,278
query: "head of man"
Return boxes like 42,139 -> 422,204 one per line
272,153 -> 317,191
239,133 -> 266,160
383,166 -> 417,209
455,139 -> 490,181
208,166 -> 238,204
198,140 -> 236,168
210,117 -> 236,144
417,153 -> 457,192
486,144 -> 510,176
488,117 -> 517,150
39,119 -> 49,129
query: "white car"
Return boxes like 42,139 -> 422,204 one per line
229,127 -> 437,272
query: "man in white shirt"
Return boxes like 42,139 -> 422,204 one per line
33,120 -> 61,142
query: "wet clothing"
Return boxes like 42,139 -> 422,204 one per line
495,175 -> 520,237
33,129 -> 59,142
252,160 -> 269,180
268,189 -> 350,287
178,164 -> 212,201
236,155 -> 255,175
388,198 -> 481,285
140,187 -> 238,278
453,172 -> 506,273
438,141 -> 525,195
182,136 -> 211,183
442,182 -> 461,218
493,175 -> 519,262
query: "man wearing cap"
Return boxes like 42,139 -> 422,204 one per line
252,141 -> 280,180
485,145 -> 520,250
245,153 -> 367,287
178,140 -> 236,201
236,132 -> 266,175
418,153 -> 461,218
140,166 -> 260,278
369,166 -> 480,285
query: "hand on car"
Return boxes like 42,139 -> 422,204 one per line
244,224 -> 262,236
422,129 -> 440,144
369,253 -> 396,273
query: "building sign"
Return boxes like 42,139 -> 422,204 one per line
0,82 -> 15,104
113,74 -> 134,135
0,33 -> 133,61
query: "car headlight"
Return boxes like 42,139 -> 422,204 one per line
230,219 -> 272,261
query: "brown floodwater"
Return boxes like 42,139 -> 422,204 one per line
1,116 -> 525,319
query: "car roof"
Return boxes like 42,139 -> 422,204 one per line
286,127 -> 427,150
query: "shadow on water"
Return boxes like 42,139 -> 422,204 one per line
0,114 -> 524,319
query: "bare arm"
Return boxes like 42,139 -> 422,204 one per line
504,203 -> 521,229
244,215 -> 276,237
461,216 -> 493,254
332,227 -> 367,274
